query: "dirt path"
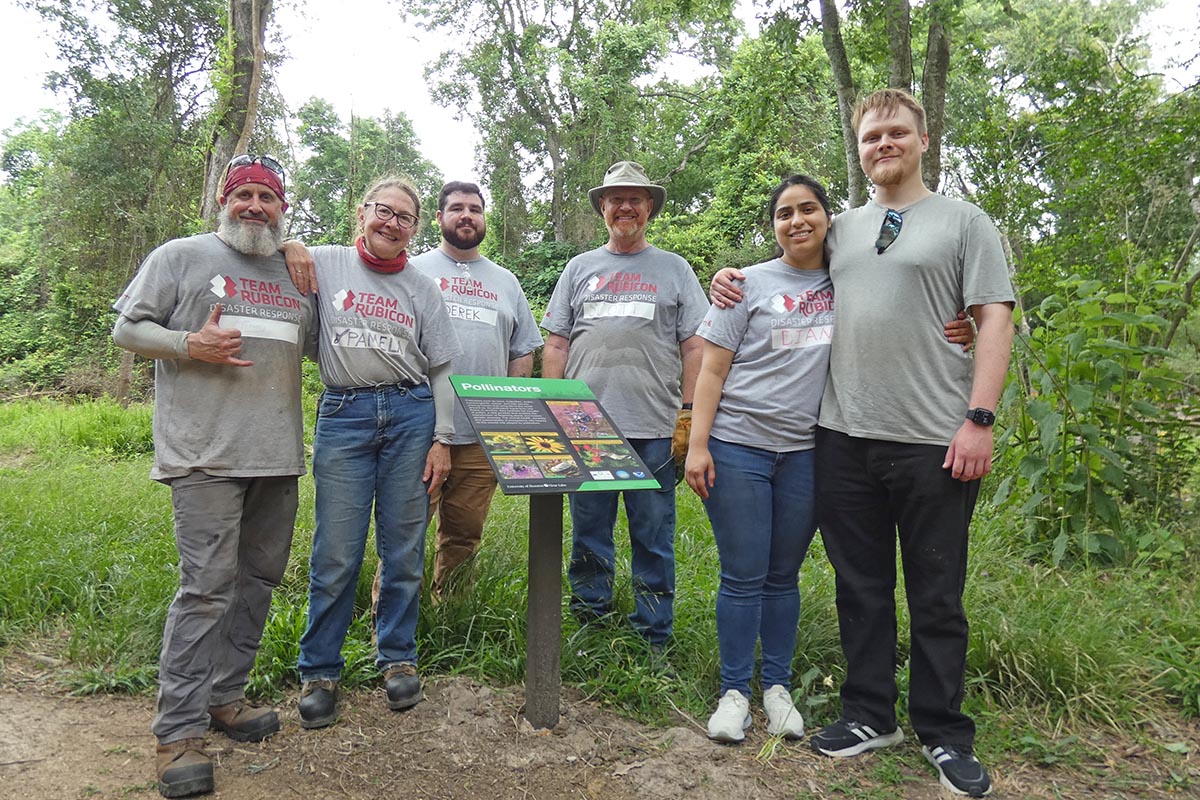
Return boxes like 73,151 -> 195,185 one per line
1,655 -> 1196,799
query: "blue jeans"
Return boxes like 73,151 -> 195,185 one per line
298,385 -> 434,681
568,437 -> 676,644
702,437 -> 816,695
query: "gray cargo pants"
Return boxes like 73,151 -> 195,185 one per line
152,471 -> 297,744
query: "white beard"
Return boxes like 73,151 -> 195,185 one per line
217,206 -> 284,257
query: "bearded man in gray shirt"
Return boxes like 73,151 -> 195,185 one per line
542,161 -> 708,654
112,157 -> 316,799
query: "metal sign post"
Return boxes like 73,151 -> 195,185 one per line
523,493 -> 563,729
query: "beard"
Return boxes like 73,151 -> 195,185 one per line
869,163 -> 905,186
441,220 -> 486,250
217,206 -> 285,257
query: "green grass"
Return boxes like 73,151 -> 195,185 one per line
1,397 -> 1198,740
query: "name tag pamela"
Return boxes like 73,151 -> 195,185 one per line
219,314 -> 300,344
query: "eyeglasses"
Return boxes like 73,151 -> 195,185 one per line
226,154 -> 286,183
366,202 -> 419,230
875,209 -> 903,254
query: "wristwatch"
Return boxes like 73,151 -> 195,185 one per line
965,407 -> 996,426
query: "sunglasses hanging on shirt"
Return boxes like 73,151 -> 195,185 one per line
875,209 -> 904,254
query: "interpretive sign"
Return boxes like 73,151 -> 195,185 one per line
450,375 -> 661,495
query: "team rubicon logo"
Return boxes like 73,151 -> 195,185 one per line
439,277 -> 450,291
209,275 -> 238,298
586,271 -> 657,293
770,293 -> 799,314
770,290 -> 834,315
332,289 -> 356,312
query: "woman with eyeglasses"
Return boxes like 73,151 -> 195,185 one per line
687,175 -> 973,745
290,175 -> 461,730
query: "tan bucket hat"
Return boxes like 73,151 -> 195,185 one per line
588,161 -> 666,221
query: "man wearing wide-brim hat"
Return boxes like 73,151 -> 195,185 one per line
541,160 -> 708,659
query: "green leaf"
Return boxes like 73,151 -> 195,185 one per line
1092,489 -> 1121,527
990,475 -> 1013,506
1052,532 -> 1068,566
1065,385 -> 1094,413
1019,454 -> 1048,481
1038,412 -> 1063,453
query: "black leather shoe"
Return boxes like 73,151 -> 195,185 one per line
299,679 -> 339,729
383,663 -> 422,710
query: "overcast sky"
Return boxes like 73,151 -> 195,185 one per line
0,0 -> 1196,181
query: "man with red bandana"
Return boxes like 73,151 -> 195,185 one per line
113,156 -> 316,798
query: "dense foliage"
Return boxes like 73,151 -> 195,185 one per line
1,0 -> 1197,559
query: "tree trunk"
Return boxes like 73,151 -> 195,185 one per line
921,2 -> 951,192
885,0 -> 913,90
200,0 -> 273,226
819,0 -> 866,208
115,350 -> 135,406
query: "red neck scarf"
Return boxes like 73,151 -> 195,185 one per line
356,237 -> 408,273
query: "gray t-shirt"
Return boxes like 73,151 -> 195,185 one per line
411,249 -> 544,445
820,194 -> 1015,445
311,245 -> 462,389
113,233 -> 317,481
541,245 -> 709,438
697,259 -> 833,452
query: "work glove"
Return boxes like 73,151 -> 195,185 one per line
671,408 -> 692,484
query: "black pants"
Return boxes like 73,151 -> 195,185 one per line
815,427 -> 980,747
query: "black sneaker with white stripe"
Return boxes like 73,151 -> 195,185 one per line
923,744 -> 992,797
809,718 -> 904,757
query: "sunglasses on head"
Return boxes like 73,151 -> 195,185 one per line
875,209 -> 903,254
226,154 -> 286,182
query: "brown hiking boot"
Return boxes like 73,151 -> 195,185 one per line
383,662 -> 422,710
155,738 -> 213,798
208,699 -> 280,742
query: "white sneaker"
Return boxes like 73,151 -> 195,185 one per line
763,684 -> 805,739
707,689 -> 752,743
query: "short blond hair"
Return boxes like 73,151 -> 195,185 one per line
852,89 -> 927,136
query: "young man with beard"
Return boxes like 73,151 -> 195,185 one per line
541,161 -> 708,655
712,90 -> 1014,797
112,156 -> 317,798
405,181 -> 544,598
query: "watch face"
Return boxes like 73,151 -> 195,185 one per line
968,408 -> 995,425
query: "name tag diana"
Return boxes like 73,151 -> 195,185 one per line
771,325 -> 832,349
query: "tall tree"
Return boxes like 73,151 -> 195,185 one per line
9,0 -> 225,392
412,0 -> 739,245
200,0 -> 274,225
814,0 -> 957,203
818,0 -> 867,206
291,98 -> 443,250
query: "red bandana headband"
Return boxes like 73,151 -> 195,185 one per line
221,163 -> 288,211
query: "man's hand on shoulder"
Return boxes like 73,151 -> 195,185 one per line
187,304 -> 254,367
943,420 -> 993,482
709,268 -> 745,309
